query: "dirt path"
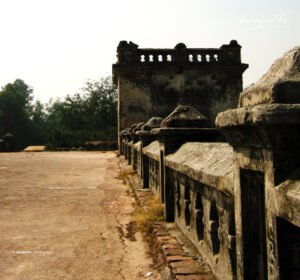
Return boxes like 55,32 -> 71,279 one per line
0,151 -> 160,280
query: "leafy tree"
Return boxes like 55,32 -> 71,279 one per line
29,100 -> 48,145
45,76 -> 117,148
0,77 -> 117,150
82,77 -> 117,139
0,79 -> 34,149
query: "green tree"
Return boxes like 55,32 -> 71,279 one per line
29,100 -> 48,145
0,79 -> 34,149
0,77 -> 117,150
45,76 -> 117,148
83,76 -> 117,139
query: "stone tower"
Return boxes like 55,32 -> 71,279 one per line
112,40 -> 248,142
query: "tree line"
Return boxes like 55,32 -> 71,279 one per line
0,77 -> 117,150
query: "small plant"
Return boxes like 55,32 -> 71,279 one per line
134,198 -> 164,233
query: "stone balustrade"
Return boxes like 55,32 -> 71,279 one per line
137,48 -> 222,64
118,46 -> 300,280
116,40 -> 242,65
120,105 -> 234,279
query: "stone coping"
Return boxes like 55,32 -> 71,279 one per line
143,141 -> 160,161
216,104 -> 300,128
165,143 -> 233,195
128,141 -> 133,147
132,141 -> 142,151
136,130 -> 151,137
136,130 -> 155,143
152,128 -> 219,136
239,46 -> 300,107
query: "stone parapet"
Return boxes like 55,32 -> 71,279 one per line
216,46 -> 300,280
114,40 -> 243,67
143,141 -> 160,161
165,143 -> 233,195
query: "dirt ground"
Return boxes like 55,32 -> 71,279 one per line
0,151 -> 161,280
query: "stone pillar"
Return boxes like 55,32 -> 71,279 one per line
216,46 -> 300,280
152,105 -> 224,222
123,131 -> 131,163
136,117 -> 162,188
125,123 -> 139,165
130,122 -> 144,171
119,129 -> 126,155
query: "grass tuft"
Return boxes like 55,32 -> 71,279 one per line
134,198 -> 164,233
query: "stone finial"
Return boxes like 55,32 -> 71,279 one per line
119,130 -> 125,137
175,43 -> 188,63
161,105 -> 209,128
175,43 -> 187,49
239,46 -> 300,107
130,123 -> 138,130
141,117 -> 163,131
121,128 -> 131,140
133,122 -> 145,132
129,122 -> 144,142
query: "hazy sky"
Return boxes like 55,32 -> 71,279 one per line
0,0 -> 299,102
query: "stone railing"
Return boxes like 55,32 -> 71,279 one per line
143,141 -> 160,198
120,105 -> 234,279
116,40 -> 242,65
165,142 -> 235,279
137,47 -> 221,64
118,46 -> 300,280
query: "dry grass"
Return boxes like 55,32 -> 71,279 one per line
117,161 -> 164,234
134,198 -> 164,233
117,166 -> 135,181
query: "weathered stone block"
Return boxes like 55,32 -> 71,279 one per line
239,46 -> 300,107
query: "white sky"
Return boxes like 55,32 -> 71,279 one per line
0,0 -> 299,103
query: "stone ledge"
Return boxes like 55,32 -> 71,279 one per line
216,104 -> 300,128
132,141 -> 142,151
143,140 -> 160,161
165,142 -> 233,195
238,46 -> 300,107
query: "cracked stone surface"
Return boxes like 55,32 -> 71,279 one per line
0,151 -> 161,280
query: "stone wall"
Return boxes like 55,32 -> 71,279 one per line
117,46 -> 300,280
